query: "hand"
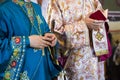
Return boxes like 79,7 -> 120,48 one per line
84,17 -> 104,31
29,35 -> 51,49
44,33 -> 57,47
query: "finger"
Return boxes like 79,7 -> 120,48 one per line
93,20 -> 104,25
95,20 -> 105,23
92,22 -> 102,27
40,43 -> 49,48
92,26 -> 99,31
50,39 -> 57,47
39,42 -> 50,48
41,39 -> 52,46
43,37 -> 53,42
45,33 -> 53,38
39,36 -> 52,46
45,33 -> 56,40
44,35 -> 56,42
51,35 -> 56,40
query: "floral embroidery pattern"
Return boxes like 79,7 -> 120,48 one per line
36,15 -> 43,25
4,36 -> 26,80
15,37 -> 21,44
13,0 -> 24,6
20,71 -> 30,80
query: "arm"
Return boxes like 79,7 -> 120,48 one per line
94,0 -> 103,10
0,9 -> 30,65
0,2 -> 55,65
85,0 -> 107,30
47,0 -> 64,34
29,3 -> 57,47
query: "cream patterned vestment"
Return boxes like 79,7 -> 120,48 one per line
41,0 -> 50,21
47,0 -> 105,80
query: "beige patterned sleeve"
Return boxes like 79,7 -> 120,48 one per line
47,0 -> 64,34
93,0 -> 103,10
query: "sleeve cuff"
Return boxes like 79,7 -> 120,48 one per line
25,36 -> 30,47
11,36 -> 30,49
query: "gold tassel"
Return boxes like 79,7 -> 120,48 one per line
42,48 -> 45,56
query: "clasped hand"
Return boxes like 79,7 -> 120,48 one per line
85,17 -> 105,31
85,9 -> 108,31
29,33 -> 57,49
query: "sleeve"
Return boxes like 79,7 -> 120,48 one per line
0,8 -> 30,65
47,0 -> 64,34
94,0 -> 103,10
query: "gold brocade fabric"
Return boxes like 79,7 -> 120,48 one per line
47,0 -> 105,80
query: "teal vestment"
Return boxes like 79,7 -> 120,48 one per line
0,0 -> 60,80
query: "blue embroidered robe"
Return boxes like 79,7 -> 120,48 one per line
0,0 -> 60,80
